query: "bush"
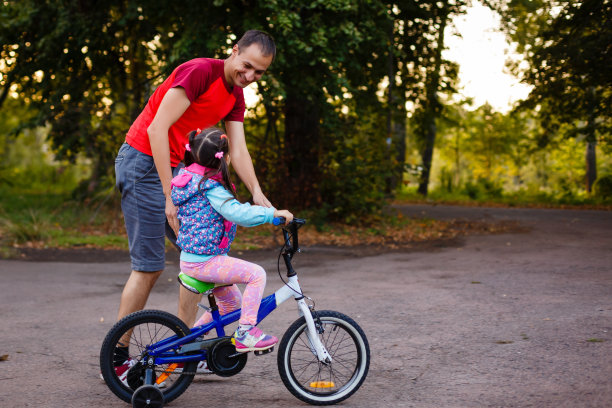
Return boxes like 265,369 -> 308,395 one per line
462,178 -> 503,200
593,174 -> 612,199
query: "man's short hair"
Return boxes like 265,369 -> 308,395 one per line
237,30 -> 276,61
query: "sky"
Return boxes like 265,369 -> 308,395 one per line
443,1 -> 532,113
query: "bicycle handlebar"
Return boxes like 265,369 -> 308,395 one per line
272,217 -> 307,227
272,218 -> 306,265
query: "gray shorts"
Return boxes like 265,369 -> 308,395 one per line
115,143 -> 181,272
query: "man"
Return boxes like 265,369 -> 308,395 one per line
112,30 -> 275,377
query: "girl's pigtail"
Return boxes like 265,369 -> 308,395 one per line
184,130 -> 196,166
220,159 -> 236,197
218,135 -> 236,197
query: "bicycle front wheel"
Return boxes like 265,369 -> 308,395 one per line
277,310 -> 370,405
100,310 -> 197,404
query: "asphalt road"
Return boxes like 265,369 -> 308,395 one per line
0,204 -> 611,408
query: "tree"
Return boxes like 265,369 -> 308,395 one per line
401,0 -> 466,196
1,0 -> 474,219
1,1 -> 170,190
234,0 -> 392,208
491,0 -> 612,192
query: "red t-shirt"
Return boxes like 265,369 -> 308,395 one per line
125,58 -> 245,166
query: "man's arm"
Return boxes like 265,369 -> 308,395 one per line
147,87 -> 191,235
225,120 -> 272,207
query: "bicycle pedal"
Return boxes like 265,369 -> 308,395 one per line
254,347 -> 274,356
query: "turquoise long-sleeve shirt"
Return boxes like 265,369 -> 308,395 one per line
180,185 -> 276,263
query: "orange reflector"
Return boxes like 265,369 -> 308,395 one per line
156,363 -> 179,384
310,381 -> 335,388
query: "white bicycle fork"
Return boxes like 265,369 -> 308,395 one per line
274,276 -> 332,364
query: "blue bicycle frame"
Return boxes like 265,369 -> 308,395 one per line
148,292 -> 278,365
148,276 -> 329,366
146,217 -> 332,366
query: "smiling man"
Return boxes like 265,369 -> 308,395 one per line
111,30 -> 276,377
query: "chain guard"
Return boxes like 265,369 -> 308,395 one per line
126,362 -> 154,390
207,338 -> 248,377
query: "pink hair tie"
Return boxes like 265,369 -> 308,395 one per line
185,143 -> 191,152
215,151 -> 224,159
220,134 -> 228,140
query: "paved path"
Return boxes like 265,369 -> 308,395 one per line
0,204 -> 610,407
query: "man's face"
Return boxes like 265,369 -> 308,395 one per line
226,44 -> 273,88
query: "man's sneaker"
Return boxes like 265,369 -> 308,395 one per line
115,358 -> 136,387
233,326 -> 278,353
174,361 -> 212,374
195,361 -> 211,374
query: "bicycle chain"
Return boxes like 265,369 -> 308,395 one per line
153,366 -> 211,376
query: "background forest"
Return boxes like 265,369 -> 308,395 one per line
0,0 -> 610,249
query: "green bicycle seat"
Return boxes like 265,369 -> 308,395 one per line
177,272 -> 215,294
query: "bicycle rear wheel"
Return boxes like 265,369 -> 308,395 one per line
100,310 -> 197,404
277,310 -> 370,405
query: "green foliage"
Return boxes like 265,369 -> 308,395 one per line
1,0 -> 404,220
463,178 -> 504,200
522,0 -> 611,141
593,175 -> 612,199
318,110 -> 392,224
492,0 -> 612,192
403,95 -> 612,203
0,0 -> 232,188
4,0 -> 609,226
239,0 -> 393,208
0,117 -> 89,192
404,0 -> 467,196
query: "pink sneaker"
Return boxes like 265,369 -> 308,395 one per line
233,326 -> 277,353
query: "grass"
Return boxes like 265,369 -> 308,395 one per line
0,187 -> 127,254
395,186 -> 612,210
0,183 -> 572,257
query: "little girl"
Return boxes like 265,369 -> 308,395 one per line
171,127 -> 293,353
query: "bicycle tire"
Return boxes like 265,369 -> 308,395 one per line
100,310 -> 197,404
277,310 -> 370,405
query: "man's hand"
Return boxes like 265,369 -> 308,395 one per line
166,197 -> 179,236
252,189 -> 272,208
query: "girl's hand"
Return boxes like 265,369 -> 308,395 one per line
274,209 -> 294,225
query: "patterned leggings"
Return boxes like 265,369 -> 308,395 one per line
180,255 -> 266,327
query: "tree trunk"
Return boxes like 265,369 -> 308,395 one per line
585,87 -> 597,193
586,140 -> 597,193
282,92 -> 321,208
417,116 -> 437,196
392,116 -> 407,188
386,30 -> 407,193
417,6 -> 448,196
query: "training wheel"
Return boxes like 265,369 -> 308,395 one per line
131,384 -> 165,408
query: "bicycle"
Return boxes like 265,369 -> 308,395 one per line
100,218 -> 370,407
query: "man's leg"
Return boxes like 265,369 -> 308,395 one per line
178,285 -> 202,327
116,270 -> 163,348
114,144 -> 167,347
117,270 -> 163,321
